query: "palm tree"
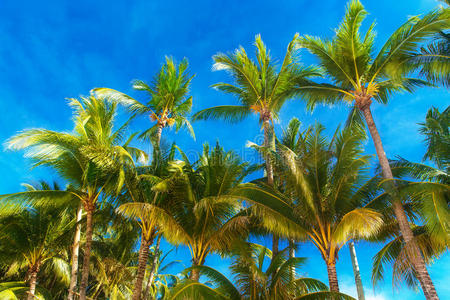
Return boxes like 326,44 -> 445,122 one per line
143,245 -> 182,300
89,225 -> 140,300
192,34 -> 321,255
370,219 -> 447,291
0,183 -> 83,300
370,105 -> 449,289
233,124 -> 383,292
275,117 -> 304,280
117,144 -> 177,300
0,192 -> 75,300
295,1 -> 448,298
95,57 -> 195,299
93,56 -> 195,149
121,143 -> 253,283
171,243 -> 354,300
419,106 -> 449,170
6,96 -> 138,299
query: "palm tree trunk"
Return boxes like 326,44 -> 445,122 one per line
189,261 -> 200,281
361,105 -> 438,300
289,239 -> 296,281
263,118 -> 274,185
189,268 -> 200,281
189,256 -> 205,281
326,262 -> 339,293
68,204 -> 83,300
79,205 -> 94,300
155,123 -> 163,150
349,241 -> 365,300
263,117 -> 279,257
133,235 -> 151,300
27,263 -> 40,300
144,235 -> 161,299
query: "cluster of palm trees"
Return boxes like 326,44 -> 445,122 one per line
0,0 -> 448,299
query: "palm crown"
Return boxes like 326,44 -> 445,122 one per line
296,0 -> 448,111
155,143 -> 252,280
193,34 -> 320,124
234,123 -> 383,292
93,56 -> 195,146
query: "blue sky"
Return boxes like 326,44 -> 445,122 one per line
0,0 -> 448,299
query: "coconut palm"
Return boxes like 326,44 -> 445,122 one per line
275,117 -> 304,278
370,219 -> 447,291
171,243 -> 354,300
88,225 -> 140,300
143,245 -> 182,300
0,192 -> 74,300
193,34 -> 321,255
121,143 -> 253,283
295,1 -> 448,298
275,118 -> 362,299
5,95 -> 139,300
370,105 -> 449,289
233,124 -> 383,292
95,57 -> 196,298
0,182 -> 83,300
116,144 -> 177,300
93,56 -> 195,149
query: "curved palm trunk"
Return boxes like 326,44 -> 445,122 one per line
27,263 -> 40,300
361,105 -> 438,300
349,241 -> 365,300
79,205 -> 94,300
68,204 -> 83,300
133,235 -> 152,300
326,262 -> 339,293
263,117 -> 279,257
144,235 -> 162,299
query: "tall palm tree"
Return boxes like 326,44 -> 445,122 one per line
95,57 -> 194,299
295,1 -> 448,298
143,245 -> 182,300
89,225 -> 140,300
121,143 -> 253,282
0,192 -> 75,300
117,144 -> 177,300
370,105 -> 449,289
93,56 -> 195,149
171,243 -> 354,300
0,184 -> 83,300
193,34 -> 321,255
275,117 -> 304,279
276,118 -> 365,299
233,124 -> 383,292
6,96 -> 138,299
